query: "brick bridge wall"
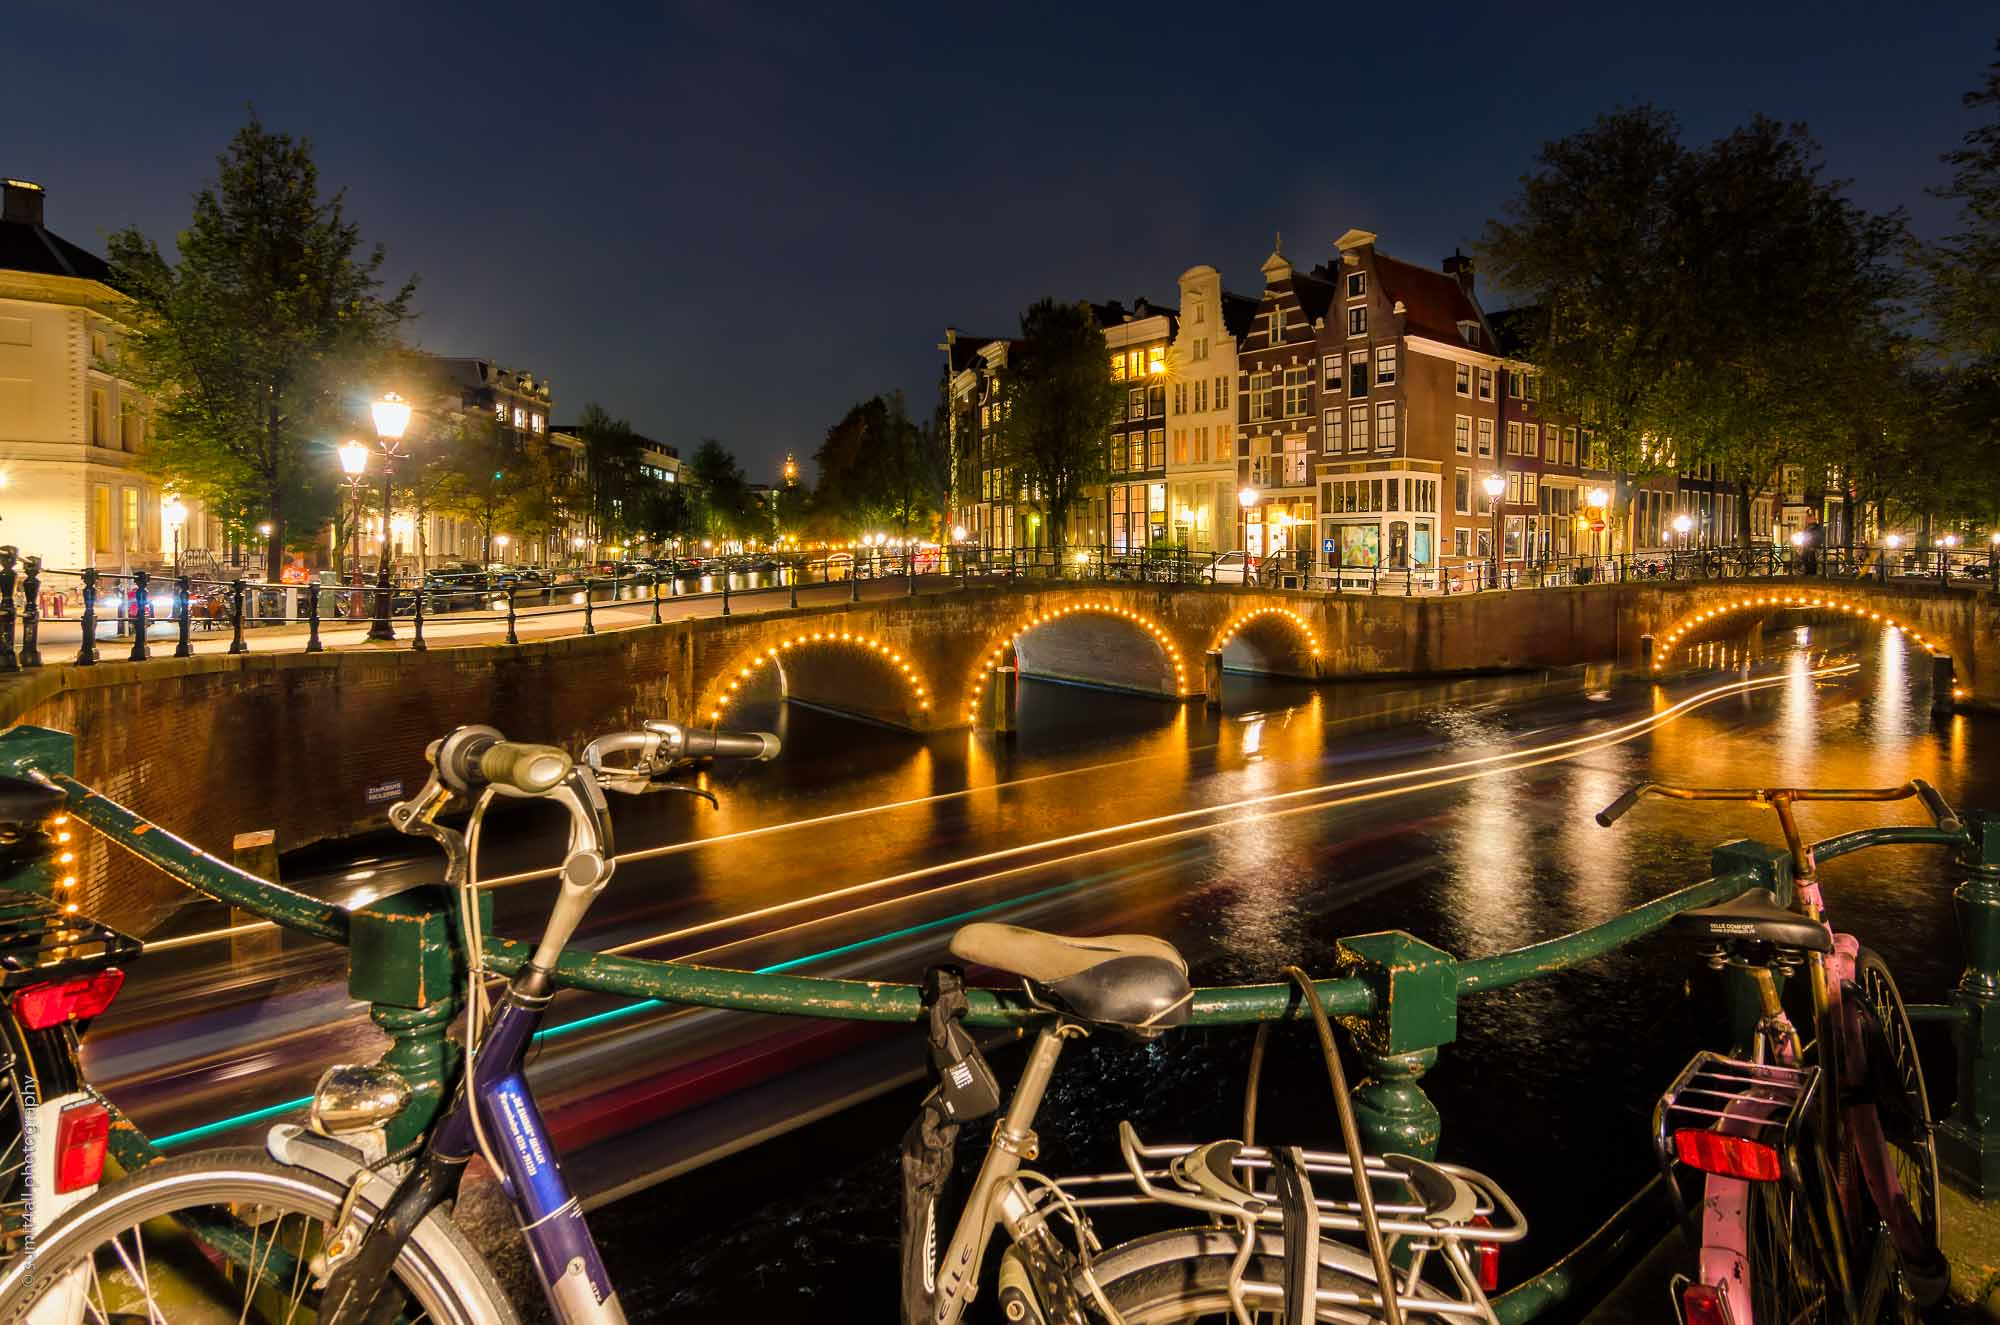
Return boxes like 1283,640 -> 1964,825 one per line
1,576 -> 1986,932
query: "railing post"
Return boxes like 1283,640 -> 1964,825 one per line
1333,931 -> 1455,1160
1405,566 -> 1414,596
907,546 -> 917,596
348,887 -> 475,1152
127,570 -> 151,661
851,560 -> 861,602
1371,562 -> 1379,595
175,575 -> 195,658
789,565 -> 799,609
228,579 -> 248,655
652,573 -> 664,623
720,568 -> 732,617
584,580 -> 596,635
411,579 -> 426,652
18,556 -> 41,669
505,591 -> 519,646
1940,811 -> 2000,1197
0,547 -> 17,673
75,568 -> 98,666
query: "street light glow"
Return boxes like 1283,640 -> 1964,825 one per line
1671,514 -> 1692,535
338,438 -> 369,476
1887,534 -> 1903,548
1790,530 -> 1807,547
1586,487 -> 1610,507
162,497 -> 188,528
1482,475 -> 1507,498
371,390 -> 412,441
1237,486 -> 1257,509
952,525 -> 967,541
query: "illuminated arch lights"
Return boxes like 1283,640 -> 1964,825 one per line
710,630 -> 930,723
964,600 -> 1189,723
1654,593 -> 1939,672
1212,606 -> 1323,660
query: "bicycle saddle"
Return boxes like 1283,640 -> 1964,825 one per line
1670,889 -> 1831,954
949,923 -> 1193,1034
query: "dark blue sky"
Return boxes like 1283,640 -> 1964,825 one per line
5,1 -> 1991,479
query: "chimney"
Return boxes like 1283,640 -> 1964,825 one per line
3,179 -> 46,226
1443,249 -> 1475,295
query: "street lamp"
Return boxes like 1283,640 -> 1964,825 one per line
162,497 -> 188,578
495,533 -> 511,557
1482,474 -> 1507,588
367,391 -> 413,642
337,440 -> 369,583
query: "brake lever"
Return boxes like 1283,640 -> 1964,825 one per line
647,778 -> 719,808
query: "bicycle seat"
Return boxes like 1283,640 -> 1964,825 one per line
0,776 -> 65,825
1670,889 -> 1831,954
950,923 -> 1193,1034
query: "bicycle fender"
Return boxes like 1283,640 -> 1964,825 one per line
266,1124 -> 521,1325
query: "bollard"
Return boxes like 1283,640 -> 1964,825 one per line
1204,649 -> 1223,709
175,576 -> 194,658
1371,562 -> 1379,595
1932,653 -> 1958,717
720,570 -> 731,617
789,565 -> 799,609
1405,566 -> 1414,596
228,580 -> 248,655
76,569 -> 98,666
1940,811 -> 2000,1196
411,582 -> 426,652
907,547 -> 917,596
18,556 -> 40,669
652,574 -> 663,624
127,570 -> 151,661
1641,634 -> 1655,672
851,562 -> 861,602
584,583 -> 596,635
505,592 -> 519,646
0,548 -> 15,673
304,581 -> 323,653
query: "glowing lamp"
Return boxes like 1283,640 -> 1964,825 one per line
1237,487 -> 1258,509
338,439 -> 369,476
1482,475 -> 1506,499
1671,514 -> 1692,535
162,497 -> 188,529
1586,487 -> 1610,507
371,391 -> 412,441
1790,530 -> 1806,547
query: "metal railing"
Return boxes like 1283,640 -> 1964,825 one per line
0,541 -> 1989,676
0,719 -> 1993,1319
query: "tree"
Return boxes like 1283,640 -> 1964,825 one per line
1478,107 -> 1909,544
809,389 -> 951,539
574,403 -> 644,545
685,439 -> 756,540
431,414 -> 526,563
991,299 -> 1121,558
108,112 -> 414,581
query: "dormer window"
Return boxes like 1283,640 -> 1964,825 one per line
1457,320 -> 1480,346
1347,272 -> 1366,300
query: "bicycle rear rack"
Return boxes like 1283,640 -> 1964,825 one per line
1653,1051 -> 1819,1196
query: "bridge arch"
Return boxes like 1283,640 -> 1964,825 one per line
705,627 -> 933,727
961,598 -> 1190,723
1652,589 -> 1942,671
1210,606 -> 1322,678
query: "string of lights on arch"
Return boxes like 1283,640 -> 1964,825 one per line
1654,592 -> 1940,671
708,630 -> 931,723
1211,606 -> 1322,658
963,600 -> 1189,723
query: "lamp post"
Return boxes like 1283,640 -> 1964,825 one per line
162,497 -> 188,579
366,391 -> 412,641
1482,475 -> 1506,588
1237,485 -> 1257,575
1585,486 -> 1610,565
337,440 -> 370,584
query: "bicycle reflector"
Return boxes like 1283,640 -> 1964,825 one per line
53,1098 -> 110,1193
1469,1213 -> 1501,1292
1654,1052 -> 1816,1190
1671,1128 -> 1782,1182
1680,1281 -> 1733,1325
14,968 -> 124,1030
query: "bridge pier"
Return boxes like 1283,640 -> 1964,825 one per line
1204,650 -> 1222,708
978,664 -> 1018,734
1934,653 -> 1959,717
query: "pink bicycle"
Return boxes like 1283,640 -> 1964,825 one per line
1598,782 -> 1957,1324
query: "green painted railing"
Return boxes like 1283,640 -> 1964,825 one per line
6,720 -> 1999,1319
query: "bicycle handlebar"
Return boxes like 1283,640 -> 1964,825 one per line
1595,779 -> 1962,834
433,724 -> 574,796
681,728 -> 780,762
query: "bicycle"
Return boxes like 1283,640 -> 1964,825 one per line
1595,781 -> 1958,1324
0,719 -> 1526,1324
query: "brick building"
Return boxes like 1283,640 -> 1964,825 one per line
1095,298 -> 1176,552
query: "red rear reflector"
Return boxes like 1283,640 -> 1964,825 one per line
1682,1281 -> 1732,1325
1469,1213 -> 1500,1292
53,1099 -> 109,1194
15,969 -> 125,1030
1672,1128 -> 1782,1182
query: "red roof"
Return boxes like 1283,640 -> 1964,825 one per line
1373,254 -> 1487,352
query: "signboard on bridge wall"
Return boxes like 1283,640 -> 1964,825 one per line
365,780 -> 403,805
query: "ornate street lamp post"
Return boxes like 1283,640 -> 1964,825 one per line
162,497 -> 188,579
337,440 -> 369,584
1482,475 -> 1506,588
367,391 -> 412,642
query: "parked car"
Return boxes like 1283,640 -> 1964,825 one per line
491,566 -> 547,591
1202,550 -> 1252,585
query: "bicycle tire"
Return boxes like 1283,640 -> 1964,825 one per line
1084,1226 -> 1438,1323
1741,1167 -> 1838,1324
1849,948 -> 1947,1317
0,1147 -> 516,1325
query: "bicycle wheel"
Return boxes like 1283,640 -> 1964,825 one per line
1087,1227 -> 1432,1323
1742,1167 -> 1838,1324
0,1147 -> 516,1325
1849,948 -> 1947,1316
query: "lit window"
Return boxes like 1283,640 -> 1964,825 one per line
513,406 -> 527,428
1148,346 -> 1166,375
1374,401 -> 1396,451
1477,368 -> 1493,401
1348,306 -> 1367,337
531,413 -> 544,433
1374,344 -> 1396,385
1455,363 -> 1471,396
1455,415 -> 1471,455
494,400 -> 507,420
1110,353 -> 1125,381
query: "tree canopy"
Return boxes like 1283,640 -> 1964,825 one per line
809,389 -> 949,538
992,299 -> 1122,556
108,112 -> 415,579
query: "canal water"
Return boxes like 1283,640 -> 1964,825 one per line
541,623 -> 1996,1319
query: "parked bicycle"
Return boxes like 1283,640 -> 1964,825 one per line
0,721 -> 1526,1324
1597,781 -> 1956,1324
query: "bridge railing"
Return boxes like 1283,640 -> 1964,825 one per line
0,719 -> 1996,1319
0,541 -> 1989,675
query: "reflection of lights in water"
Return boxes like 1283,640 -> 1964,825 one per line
1794,626 -> 1810,644
1241,717 -> 1264,757
1874,628 -> 1906,740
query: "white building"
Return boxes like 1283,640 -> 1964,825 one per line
1165,266 -> 1257,554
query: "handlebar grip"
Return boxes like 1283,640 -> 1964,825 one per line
1911,780 -> 1963,835
682,729 -> 781,762
1596,785 -> 1647,828
478,742 -> 574,794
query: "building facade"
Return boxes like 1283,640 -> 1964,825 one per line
1165,267 -> 1255,554
1096,298 -> 1176,552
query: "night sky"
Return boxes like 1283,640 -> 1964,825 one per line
5,2 -> 1992,480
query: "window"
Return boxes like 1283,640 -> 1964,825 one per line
1455,363 -> 1471,396
1249,373 -> 1273,421
1454,415 -> 1471,455
1566,427 -> 1581,466
1476,481 -> 1494,517
1526,375 -> 1540,402
1323,408 -> 1344,453
1174,382 -> 1186,414
1508,370 -> 1523,399
1130,435 -> 1146,471
1195,337 -> 1209,361
1148,346 -> 1166,376
1348,352 -> 1368,397
1128,351 -> 1144,378
1215,376 -> 1228,410
1504,516 -> 1525,561
1282,367 -> 1309,417
1110,353 -> 1126,381
1194,380 -> 1206,412
1524,424 -> 1538,457
1350,405 -> 1371,453
120,404 -> 144,451
1505,421 -> 1522,455
122,487 -> 140,551
494,400 -> 507,420
510,406 -> 524,428
1522,472 -> 1538,505
1506,471 -> 1522,504
92,485 -> 112,553
1374,401 -> 1396,451
531,413 -> 544,434
1454,527 -> 1471,559
89,388 -> 107,445
1268,310 -> 1285,345
1283,436 -> 1308,485
1147,385 -> 1165,417
1476,528 -> 1493,558
1323,356 -> 1341,393
1129,387 -> 1146,420
1374,344 -> 1396,386
1149,429 -> 1165,469
1109,437 -> 1127,474
1454,469 -> 1471,515
1173,430 -> 1187,465
1347,271 -> 1366,299
1476,368 -> 1493,401
1476,418 -> 1494,458
1348,306 -> 1367,337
